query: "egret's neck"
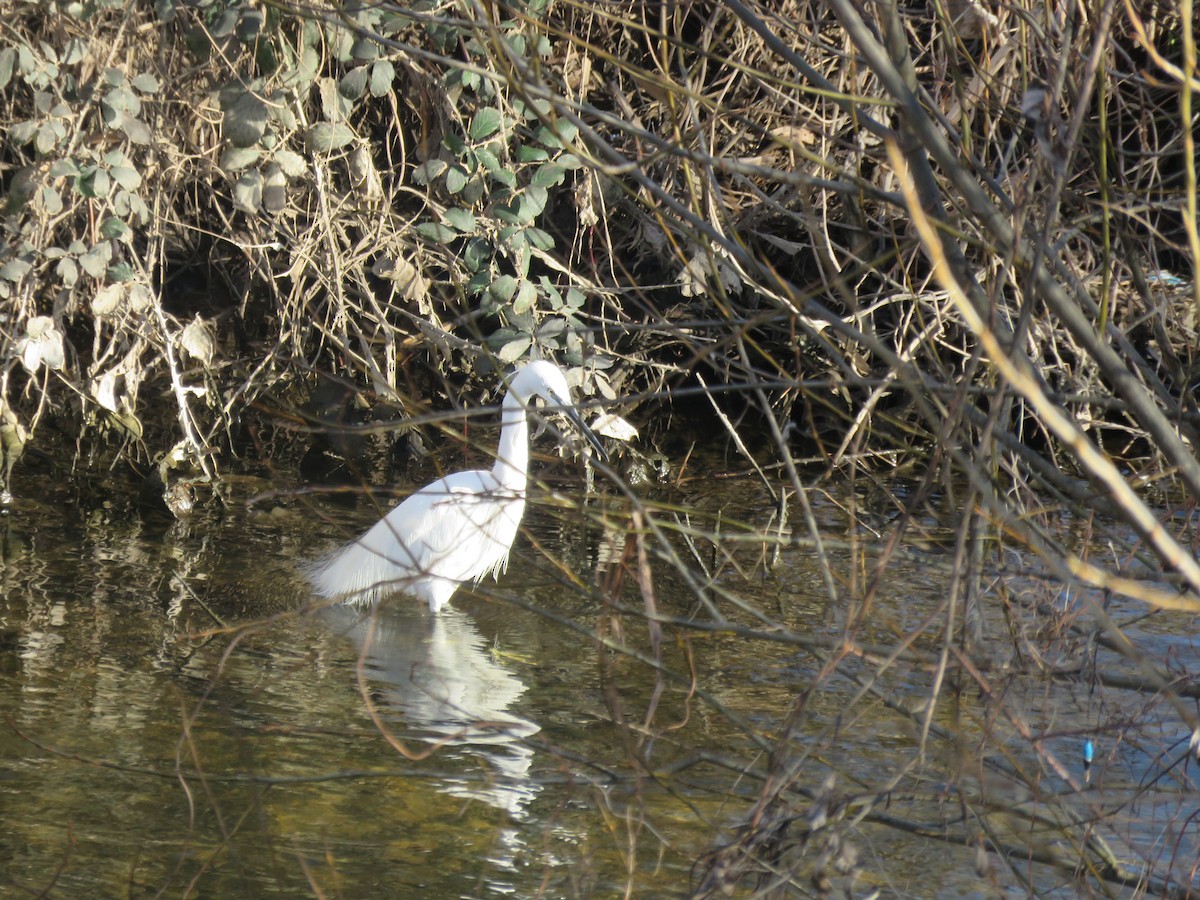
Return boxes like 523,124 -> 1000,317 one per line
493,392 -> 529,492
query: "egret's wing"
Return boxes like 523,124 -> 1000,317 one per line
308,471 -> 524,602
381,474 -> 518,572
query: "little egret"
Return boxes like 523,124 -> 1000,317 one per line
307,360 -> 605,611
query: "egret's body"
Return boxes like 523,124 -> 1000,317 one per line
308,361 -> 601,611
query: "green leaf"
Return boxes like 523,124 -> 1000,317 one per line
517,185 -> 548,221
304,122 -> 356,153
9,120 -> 37,145
466,269 -> 490,296
339,66 -> 369,100
49,159 -> 79,178
489,274 -> 518,303
281,45 -> 321,90
219,146 -> 260,172
263,163 -> 286,212
56,256 -> 78,287
0,47 -> 14,90
236,9 -> 264,43
107,261 -> 134,282
494,200 -> 522,225
488,168 -> 516,189
475,145 -> 503,173
516,145 -> 549,163
110,165 -> 142,191
211,8 -> 238,38
103,86 -> 140,116
61,38 -> 87,65
535,120 -> 577,150
496,335 -> 531,363
444,165 -> 468,194
541,279 -> 562,309
415,221 -> 458,243
531,162 -> 565,187
563,331 -> 585,365
328,22 -> 355,61
551,120 -> 579,144
457,148 -> 477,174
443,207 -> 476,233
512,279 -> 537,315
463,237 -> 491,272
538,318 -> 566,341
81,167 -> 111,199
119,114 -> 152,145
79,242 -> 112,277
351,36 -> 379,62
111,189 -> 131,217
0,258 -> 32,282
505,33 -> 527,57
469,107 -> 502,141
369,60 -> 394,97
101,148 -> 129,167
412,159 -> 447,185
461,176 -> 486,204
268,94 -> 297,130
35,123 -> 59,154
130,72 -> 159,93
486,327 -> 523,350
99,216 -> 130,240
526,226 -> 555,251
223,89 -> 268,147
128,192 -> 150,225
233,170 -> 262,213
273,149 -> 307,178
318,76 -> 351,122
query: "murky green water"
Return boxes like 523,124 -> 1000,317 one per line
2,453 -> 1198,897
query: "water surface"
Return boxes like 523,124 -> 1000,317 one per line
2,456 -> 1197,897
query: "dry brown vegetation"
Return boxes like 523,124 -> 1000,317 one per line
3,0 -> 1200,894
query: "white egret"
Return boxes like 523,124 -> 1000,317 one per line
307,360 -> 605,611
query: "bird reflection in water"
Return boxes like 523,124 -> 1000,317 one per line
324,600 -> 540,820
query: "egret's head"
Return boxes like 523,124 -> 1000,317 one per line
508,360 -> 607,461
509,360 -> 573,407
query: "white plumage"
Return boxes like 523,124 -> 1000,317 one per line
307,361 -> 603,612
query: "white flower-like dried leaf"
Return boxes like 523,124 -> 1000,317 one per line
92,282 -> 125,317
372,255 -> 430,303
681,250 -> 734,300
18,316 -> 66,373
93,370 -> 120,412
179,315 -> 215,367
25,315 -> 53,339
678,250 -> 742,299
128,282 -> 152,312
947,0 -> 999,39
591,413 -> 638,442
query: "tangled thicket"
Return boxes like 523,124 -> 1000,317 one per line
5,0 -> 1200,894
0,0 -> 1194,493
